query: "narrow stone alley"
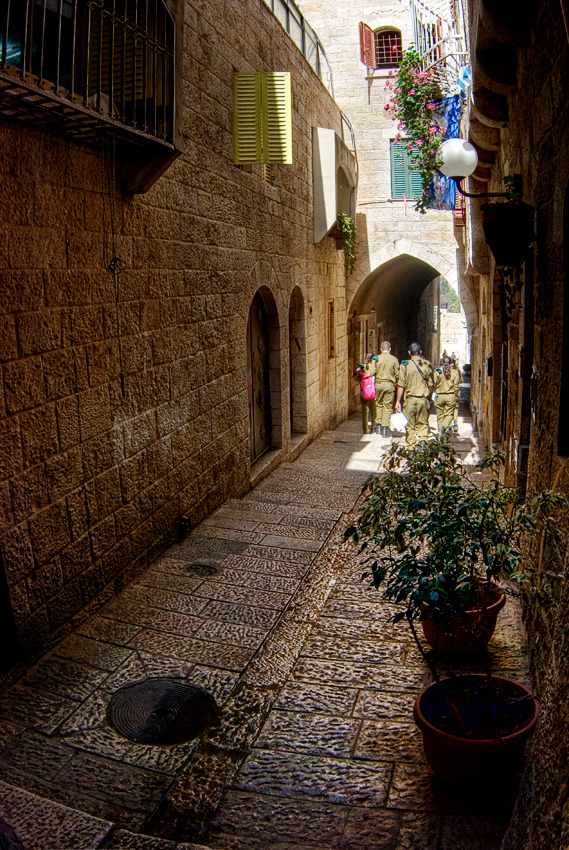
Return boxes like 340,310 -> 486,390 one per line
0,409 -> 530,850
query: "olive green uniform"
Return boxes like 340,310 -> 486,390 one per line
451,364 -> 462,427
434,368 -> 460,433
398,355 -> 434,447
374,351 -> 399,428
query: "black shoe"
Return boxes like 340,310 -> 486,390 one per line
374,425 -> 381,434
383,426 -> 390,437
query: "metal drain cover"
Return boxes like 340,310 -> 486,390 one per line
107,677 -> 217,745
186,562 -> 220,576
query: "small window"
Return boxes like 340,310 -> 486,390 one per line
328,301 -> 335,359
375,28 -> 402,69
390,139 -> 423,200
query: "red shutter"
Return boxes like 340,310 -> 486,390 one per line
359,22 -> 375,68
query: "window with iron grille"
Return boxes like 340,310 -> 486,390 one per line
0,0 -> 176,147
375,28 -> 402,69
328,301 -> 335,359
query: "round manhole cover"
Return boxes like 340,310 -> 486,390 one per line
186,562 -> 220,576
107,677 -> 218,745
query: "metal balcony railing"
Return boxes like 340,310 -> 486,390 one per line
0,0 -> 175,148
411,0 -> 469,96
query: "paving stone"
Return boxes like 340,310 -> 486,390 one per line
151,557 -> 210,576
291,659 -> 430,692
128,629 -> 254,671
278,515 -> 337,531
199,599 -> 279,630
61,751 -> 171,809
194,581 -> 291,609
387,763 -> 519,813
106,828 -> 179,849
353,719 -> 424,762
98,601 -> 204,637
254,709 -> 361,758
216,568 -> 300,595
0,719 -> 24,754
62,726 -> 133,761
220,554 -> 307,580
77,616 -> 143,645
187,666 -> 239,705
136,651 -> 195,682
339,807 -> 401,849
0,778 -> 113,850
202,514 -> 261,532
18,654 -> 110,703
126,584 -> 210,617
274,682 -> 358,716
58,689 -> 109,735
192,620 -> 267,650
259,534 -> 323,552
300,636 -> 407,665
123,739 -> 199,775
353,689 -> 416,719
54,634 -> 133,672
242,545 -> 315,565
134,569 -> 208,598
102,652 -> 151,691
0,730 -> 73,783
311,616 -> 409,644
192,526 -> 264,544
238,497 -> 341,521
208,789 -> 349,848
395,812 -> 442,850
0,684 -> 79,734
180,536 -> 250,556
235,749 -> 392,806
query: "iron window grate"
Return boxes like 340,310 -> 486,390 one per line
0,0 -> 175,145
375,29 -> 402,69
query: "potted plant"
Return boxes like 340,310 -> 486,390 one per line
384,45 -> 445,213
344,437 -> 567,782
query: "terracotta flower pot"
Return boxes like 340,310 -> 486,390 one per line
413,675 -> 539,784
421,580 -> 506,654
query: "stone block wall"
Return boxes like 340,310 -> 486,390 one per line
0,0 -> 353,654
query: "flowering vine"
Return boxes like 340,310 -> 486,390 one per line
384,45 -> 444,213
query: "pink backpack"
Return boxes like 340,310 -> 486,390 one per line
359,371 -> 376,400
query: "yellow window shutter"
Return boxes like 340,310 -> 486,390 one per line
261,72 -> 292,165
233,73 -> 263,164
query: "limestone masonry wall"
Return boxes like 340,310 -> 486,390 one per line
0,0 -> 351,654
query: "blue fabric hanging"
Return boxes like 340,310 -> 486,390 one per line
425,94 -> 462,211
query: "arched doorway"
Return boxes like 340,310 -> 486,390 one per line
289,287 -> 307,435
347,253 -> 444,411
247,291 -> 272,462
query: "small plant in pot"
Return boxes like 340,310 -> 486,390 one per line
344,437 -> 567,783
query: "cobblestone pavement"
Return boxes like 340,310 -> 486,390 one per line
0,410 -> 530,850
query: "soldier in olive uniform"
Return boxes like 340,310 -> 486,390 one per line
434,356 -> 461,435
450,354 -> 462,432
374,341 -> 399,436
395,342 -> 434,448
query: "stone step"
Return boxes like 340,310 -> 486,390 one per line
0,780 -> 213,850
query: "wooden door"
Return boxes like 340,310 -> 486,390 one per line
247,292 -> 271,461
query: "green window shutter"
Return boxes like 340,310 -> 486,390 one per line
390,140 -> 408,198
262,72 -> 292,164
390,140 -> 423,199
234,73 -> 263,164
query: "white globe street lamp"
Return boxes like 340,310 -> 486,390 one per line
436,138 -> 521,199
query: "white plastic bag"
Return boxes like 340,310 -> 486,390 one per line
390,411 -> 408,433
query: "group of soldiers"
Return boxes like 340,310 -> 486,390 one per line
357,342 -> 462,448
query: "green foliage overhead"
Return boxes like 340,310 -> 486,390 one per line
337,212 -> 356,275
